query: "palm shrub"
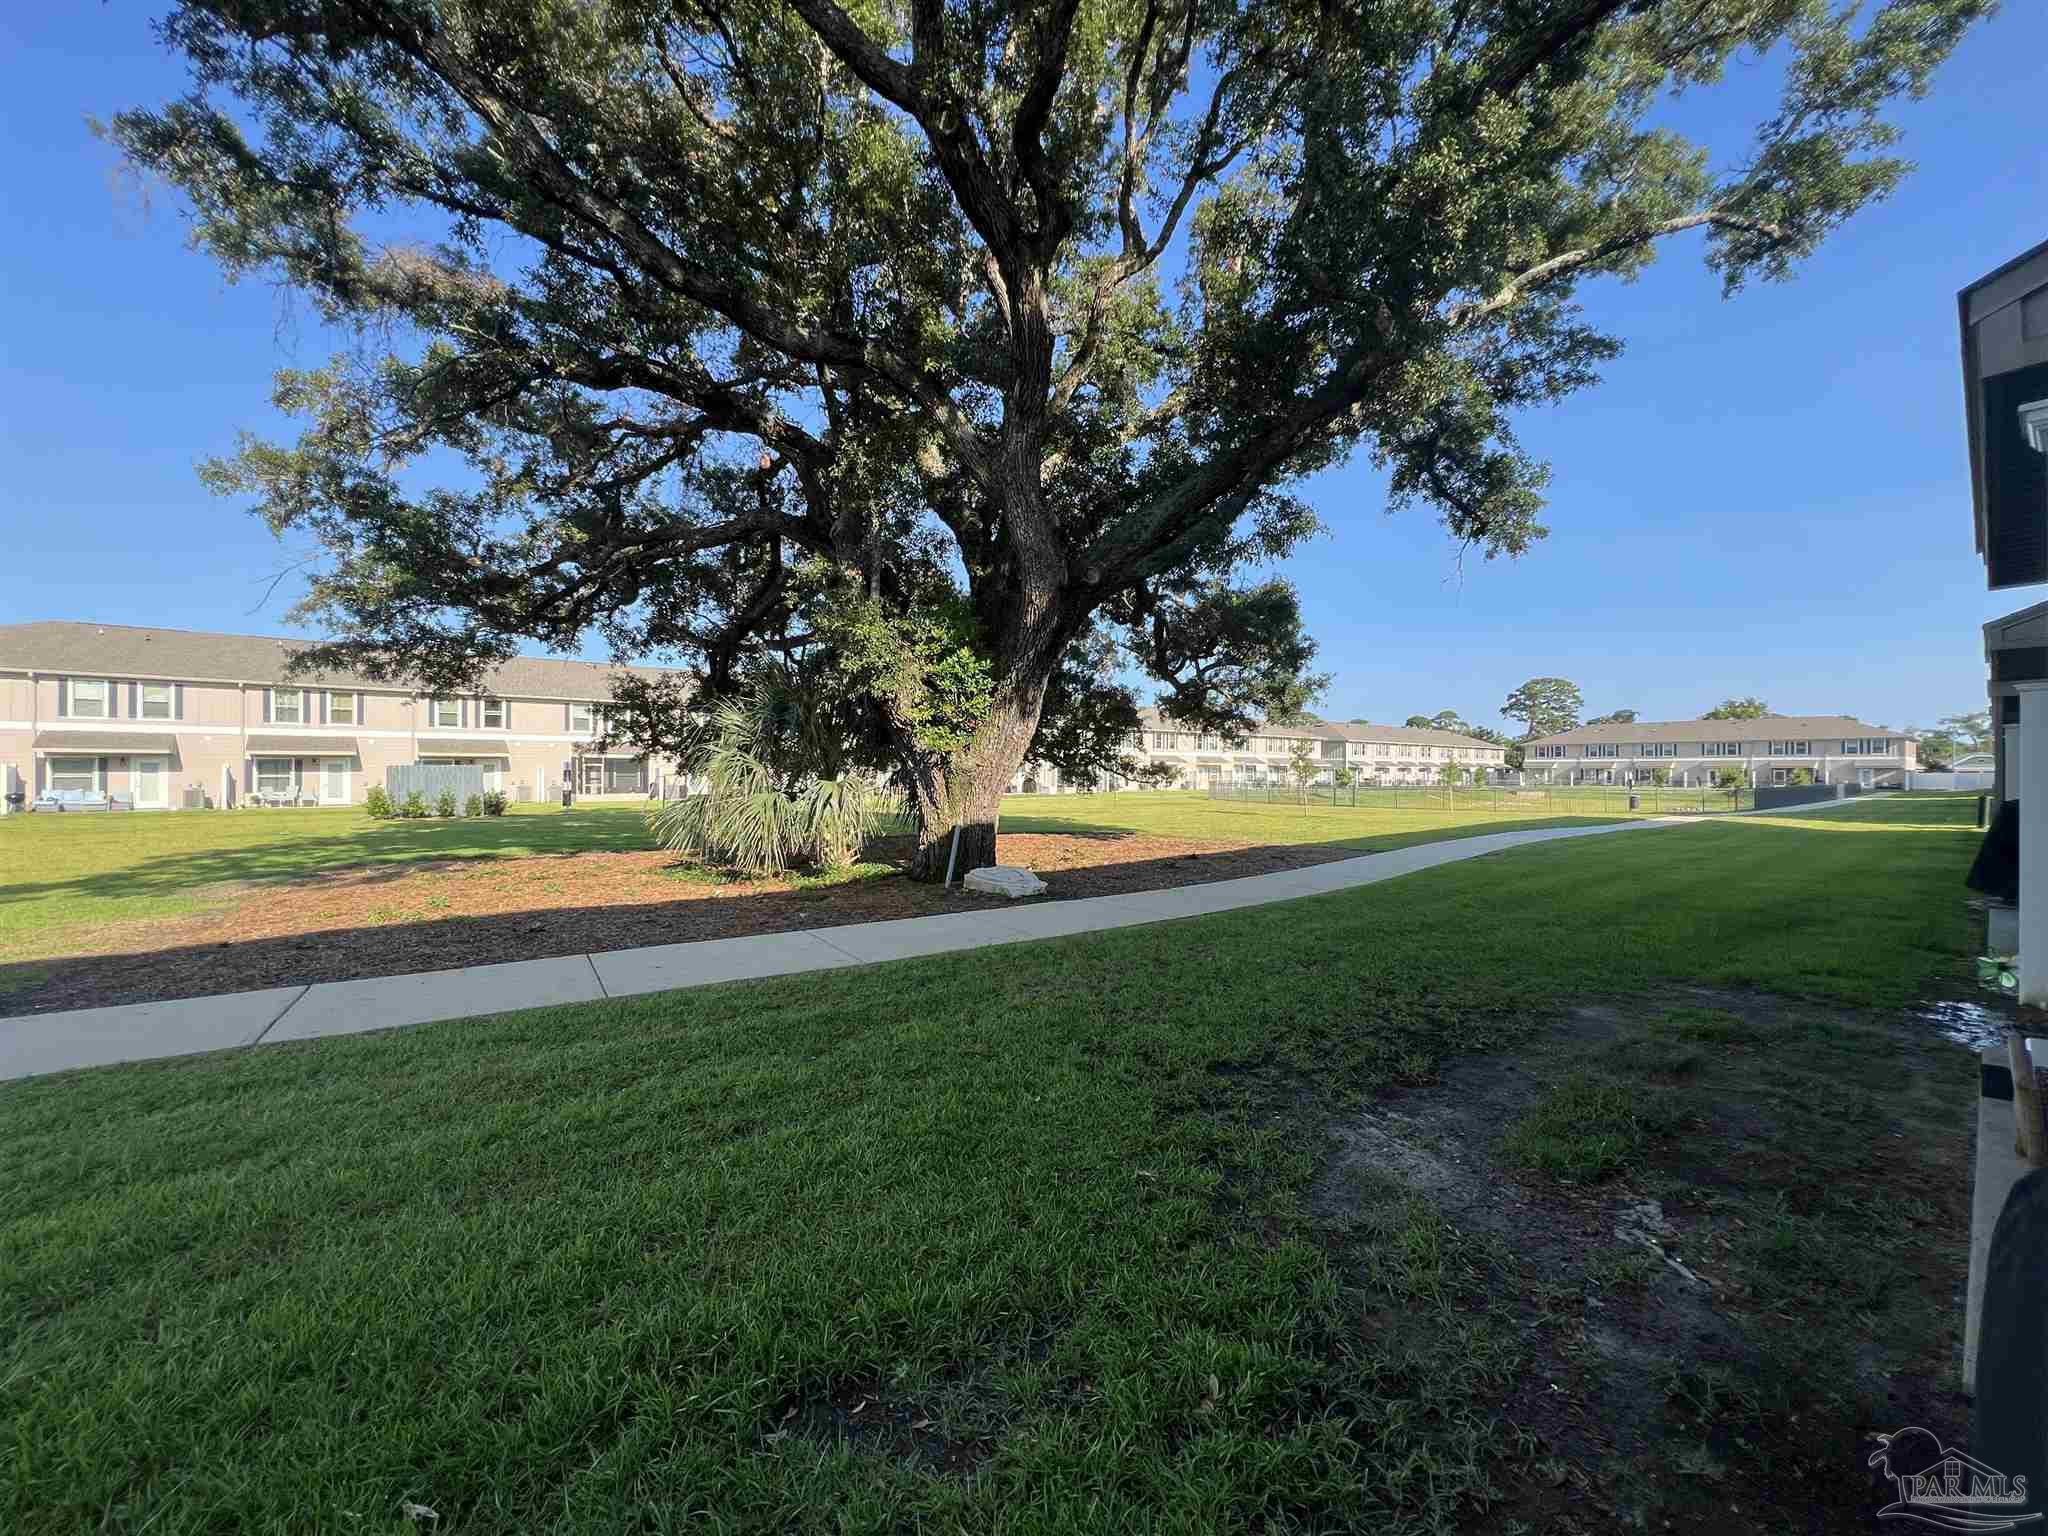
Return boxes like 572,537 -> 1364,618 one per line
435,789 -> 458,818
363,785 -> 393,818
649,681 -> 898,876
481,791 -> 507,817
463,793 -> 484,818
400,791 -> 428,819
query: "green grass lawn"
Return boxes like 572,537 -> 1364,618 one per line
0,791 -> 1635,955
997,787 -> 1635,852
0,796 -> 1986,1532
0,804 -> 650,950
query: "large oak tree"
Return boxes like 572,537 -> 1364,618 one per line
111,0 -> 1990,874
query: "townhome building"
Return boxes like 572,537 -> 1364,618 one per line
0,621 -> 688,811
1521,715 -> 1917,789
1008,708 -> 1510,793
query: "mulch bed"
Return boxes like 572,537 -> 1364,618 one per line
1,830 -> 1362,1017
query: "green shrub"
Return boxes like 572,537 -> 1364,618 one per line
463,793 -> 484,818
435,789 -> 459,818
363,785 -> 394,818
401,791 -> 429,819
481,791 -> 508,817
648,683 -> 898,875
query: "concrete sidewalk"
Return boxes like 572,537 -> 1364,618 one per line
0,813 -> 1712,1082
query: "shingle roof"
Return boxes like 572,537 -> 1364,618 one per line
1525,715 -> 1893,747
1134,707 -> 1502,750
31,731 -> 174,754
0,621 -> 685,702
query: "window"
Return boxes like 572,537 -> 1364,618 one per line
1705,740 -> 1743,757
271,689 -> 303,724
48,756 -> 98,793
68,679 -> 108,719
254,758 -> 296,797
480,698 -> 505,730
431,698 -> 460,729
570,703 -> 597,733
1767,740 -> 1811,756
1637,742 -> 1677,758
139,683 -> 173,720
1842,737 -> 1894,756
328,692 -> 357,725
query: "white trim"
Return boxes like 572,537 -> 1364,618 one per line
132,756 -> 170,809
317,758 -> 353,806
34,720 -> 186,737
418,730 -> 595,745
0,719 -> 30,730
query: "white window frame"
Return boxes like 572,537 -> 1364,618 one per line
254,757 -> 297,798
431,698 -> 461,729
49,756 -> 100,793
570,702 -> 598,734
480,698 -> 505,730
68,679 -> 109,719
327,691 -> 357,726
270,688 -> 304,725
139,683 -> 174,720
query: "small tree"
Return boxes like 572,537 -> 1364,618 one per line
1647,767 -> 1670,788
1713,765 -> 1745,795
1288,739 -> 1320,805
1332,765 -> 1355,789
1791,766 -> 1814,786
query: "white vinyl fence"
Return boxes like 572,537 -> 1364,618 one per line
1905,771 -> 1994,792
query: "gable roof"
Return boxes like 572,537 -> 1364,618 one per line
1525,715 -> 1893,747
1134,707 -> 1502,750
0,621 -> 686,702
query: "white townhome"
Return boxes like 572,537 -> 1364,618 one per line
1008,707 -> 1509,793
1522,715 -> 1917,789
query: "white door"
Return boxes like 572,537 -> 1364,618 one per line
1858,768 -> 1874,790
132,757 -> 167,809
321,759 -> 352,805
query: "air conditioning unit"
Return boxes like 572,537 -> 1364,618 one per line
182,785 -> 210,810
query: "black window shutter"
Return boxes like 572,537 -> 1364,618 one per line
356,691 -> 364,725
263,690 -> 272,724
174,683 -> 184,721
128,682 -> 138,717
57,678 -> 68,717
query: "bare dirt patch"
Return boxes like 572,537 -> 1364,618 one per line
1308,987 -> 1974,1533
0,829 -> 1358,1016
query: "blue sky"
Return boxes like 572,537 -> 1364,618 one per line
2,6 -> 2043,737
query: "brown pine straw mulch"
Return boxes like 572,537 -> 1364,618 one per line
0,831 -> 1363,1018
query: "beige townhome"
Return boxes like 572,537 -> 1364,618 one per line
1522,715 -> 1917,789
0,621 -> 688,812
1008,707 -> 1509,793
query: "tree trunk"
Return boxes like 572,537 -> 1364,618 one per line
904,688 -> 1045,883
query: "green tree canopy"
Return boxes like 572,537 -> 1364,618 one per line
1502,677 -> 1583,739
1586,708 -> 1637,725
108,0 -> 1990,873
1704,697 -> 1773,720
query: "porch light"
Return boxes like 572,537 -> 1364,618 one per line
2022,398 -> 2048,454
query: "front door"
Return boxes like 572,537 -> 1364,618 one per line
132,757 -> 167,809
320,759 -> 351,805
